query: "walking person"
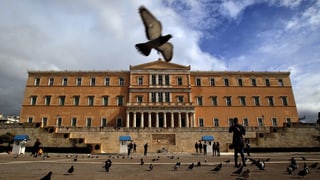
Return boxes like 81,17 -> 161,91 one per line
203,143 -> 207,155
31,138 -> 41,157
199,142 -> 203,154
229,117 -> 246,167
216,142 -> 220,156
133,142 -> 137,153
212,142 -> 217,156
144,143 -> 148,156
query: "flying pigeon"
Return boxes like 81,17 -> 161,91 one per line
40,171 -> 52,180
188,163 -> 194,170
298,167 -> 310,177
135,6 -> 173,62
149,163 -> 154,171
173,162 -> 181,171
104,159 -> 112,172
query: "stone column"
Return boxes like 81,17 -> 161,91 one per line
126,112 -> 130,128
156,112 -> 159,128
178,112 -> 182,128
133,112 -> 136,128
163,112 -> 167,128
193,113 -> 196,127
141,112 -> 144,128
171,112 -> 174,128
186,112 -> 189,127
148,112 -> 152,128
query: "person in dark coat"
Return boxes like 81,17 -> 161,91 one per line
229,117 -> 246,167
199,142 -> 203,153
195,142 -> 199,154
144,143 -> 148,156
31,138 -> 41,157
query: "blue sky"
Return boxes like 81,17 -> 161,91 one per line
0,0 -> 319,122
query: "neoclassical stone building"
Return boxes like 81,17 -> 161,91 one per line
20,59 -> 298,129
19,59 -> 300,153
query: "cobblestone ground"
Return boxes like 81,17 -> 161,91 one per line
0,152 -> 320,180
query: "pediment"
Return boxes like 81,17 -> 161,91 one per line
130,59 -> 190,70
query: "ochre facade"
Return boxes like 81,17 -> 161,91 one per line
20,59 -> 298,129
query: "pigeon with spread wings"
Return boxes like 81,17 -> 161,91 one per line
135,6 -> 173,62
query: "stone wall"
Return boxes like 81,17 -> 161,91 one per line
0,123 -> 319,154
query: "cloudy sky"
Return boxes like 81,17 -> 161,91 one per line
0,0 -> 319,122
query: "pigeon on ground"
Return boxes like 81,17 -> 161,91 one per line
298,167 -> 310,177
301,156 -> 307,161
233,166 -> 243,175
188,163 -> 194,170
309,162 -> 318,169
210,163 -> 222,172
224,159 -> 231,163
173,162 -> 181,171
66,165 -> 74,175
149,164 -> 154,171
40,171 -> 52,180
135,6 -> 173,62
104,159 -> 112,172
255,159 -> 265,170
238,169 -> 250,179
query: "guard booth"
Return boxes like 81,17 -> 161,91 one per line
202,135 -> 214,153
119,135 -> 131,154
12,135 -> 30,155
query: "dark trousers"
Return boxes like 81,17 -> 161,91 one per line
234,147 -> 245,166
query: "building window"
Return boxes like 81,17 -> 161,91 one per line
225,96 -> 232,106
34,78 -> 40,86
48,78 -> 54,86
44,96 -> 51,106
257,117 -> 264,127
30,96 -> 37,105
196,78 -> 201,86
86,117 -> 92,127
272,118 -> 278,126
224,78 -> 229,86
286,118 -> 291,124
177,96 -> 184,103
158,93 -> 163,102
102,96 -> 109,106
265,79 -> 270,87
239,96 -> 246,106
278,79 -> 284,86
199,118 -> 204,127
243,118 -> 249,127
90,77 -> 96,86
73,96 -> 80,106
151,74 -> 156,85
42,117 -> 47,127
101,118 -> 107,127
117,96 -> 124,106
177,77 -> 183,86
62,78 -> 68,86
137,96 -> 143,103
151,92 -> 156,103
116,118 -> 122,128
158,75 -> 163,85
119,77 -> 124,86
105,77 -> 110,86
197,96 -> 203,106
76,78 -> 82,86
71,117 -> 77,127
214,118 -> 219,127
253,96 -> 260,106
267,96 -> 274,106
210,78 -> 215,86
27,117 -> 33,123
138,76 -> 143,86
165,74 -> 170,85
57,117 -> 62,127
211,96 -> 217,106
59,96 -> 66,106
238,79 -> 243,87
251,78 -> 257,86
281,96 -> 288,106
165,92 -> 170,102
88,96 -> 94,106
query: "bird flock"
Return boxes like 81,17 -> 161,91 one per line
38,154 -> 320,179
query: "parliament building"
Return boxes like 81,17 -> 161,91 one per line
19,59 -> 299,153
